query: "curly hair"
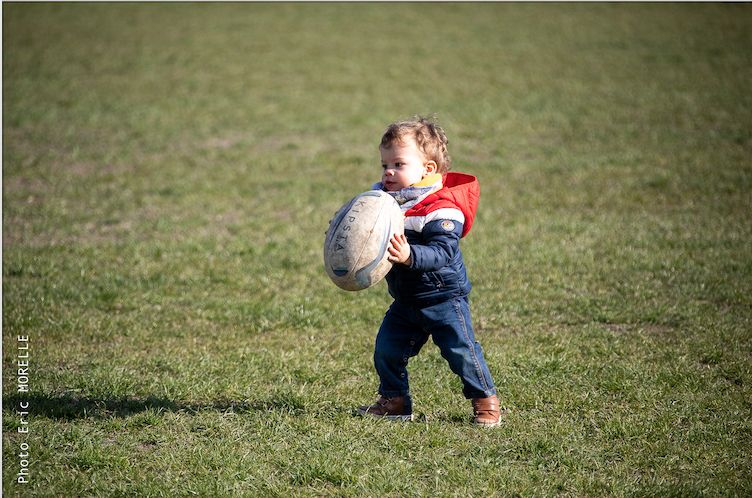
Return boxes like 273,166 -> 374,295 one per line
379,115 -> 452,174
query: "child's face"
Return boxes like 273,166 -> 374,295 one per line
380,139 -> 437,192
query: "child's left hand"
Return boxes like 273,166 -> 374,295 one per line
388,233 -> 412,266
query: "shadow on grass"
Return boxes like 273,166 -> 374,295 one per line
3,391 -> 306,421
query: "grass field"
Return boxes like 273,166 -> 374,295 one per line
3,3 -> 751,496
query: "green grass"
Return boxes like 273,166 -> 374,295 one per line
3,3 -> 751,496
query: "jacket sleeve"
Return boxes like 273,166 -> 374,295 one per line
408,219 -> 464,272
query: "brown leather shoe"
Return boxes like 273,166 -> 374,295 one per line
472,395 -> 501,427
357,396 -> 414,421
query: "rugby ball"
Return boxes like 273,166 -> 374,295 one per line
324,190 -> 404,291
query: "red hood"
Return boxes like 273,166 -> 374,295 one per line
405,172 -> 479,237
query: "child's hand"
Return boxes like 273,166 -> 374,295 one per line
387,233 -> 412,266
325,210 -> 339,235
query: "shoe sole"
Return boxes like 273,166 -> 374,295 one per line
473,420 -> 501,427
357,408 -> 414,421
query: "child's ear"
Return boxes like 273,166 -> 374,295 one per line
425,161 -> 437,174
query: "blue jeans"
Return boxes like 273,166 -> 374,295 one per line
374,296 -> 497,403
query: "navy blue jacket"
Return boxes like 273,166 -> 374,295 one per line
386,173 -> 480,306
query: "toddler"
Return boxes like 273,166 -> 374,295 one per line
356,115 -> 500,426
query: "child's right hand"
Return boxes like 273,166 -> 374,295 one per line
324,210 -> 339,235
